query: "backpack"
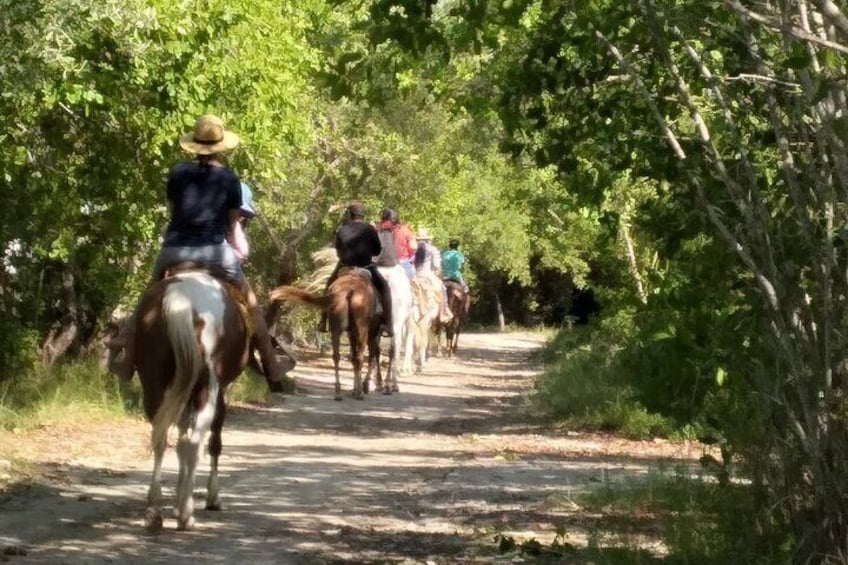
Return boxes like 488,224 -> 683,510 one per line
376,229 -> 399,266
414,243 -> 427,269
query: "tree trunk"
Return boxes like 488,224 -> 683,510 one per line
620,222 -> 648,304
494,292 -> 506,331
41,266 -> 80,364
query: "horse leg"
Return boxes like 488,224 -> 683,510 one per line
332,330 -> 343,401
176,372 -> 219,531
402,319 -> 415,375
367,336 -> 379,395
372,333 -> 388,395
350,328 -> 364,400
386,337 -> 398,394
144,429 -> 167,532
414,322 -> 425,374
206,392 -> 226,511
436,320 -> 447,358
451,325 -> 461,356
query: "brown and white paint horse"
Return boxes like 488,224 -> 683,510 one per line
271,269 -> 382,400
135,270 -> 250,532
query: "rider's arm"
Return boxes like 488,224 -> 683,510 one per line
231,219 -> 249,260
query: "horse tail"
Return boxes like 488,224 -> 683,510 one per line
269,286 -> 330,310
150,281 -> 205,453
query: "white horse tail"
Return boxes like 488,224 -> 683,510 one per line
151,280 -> 205,453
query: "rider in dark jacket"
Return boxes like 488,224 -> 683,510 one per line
322,202 -> 393,335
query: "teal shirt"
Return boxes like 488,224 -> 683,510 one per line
441,249 -> 465,279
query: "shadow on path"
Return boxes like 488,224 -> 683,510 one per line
0,332 -> 693,564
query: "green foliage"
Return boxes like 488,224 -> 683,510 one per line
227,372 -> 273,405
0,357 -> 135,430
0,0 -> 325,381
535,313 -> 674,439
580,472 -> 793,565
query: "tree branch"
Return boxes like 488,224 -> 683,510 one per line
725,0 -> 848,55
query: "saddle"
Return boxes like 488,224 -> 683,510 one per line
410,276 -> 438,318
161,261 -> 254,337
338,266 -> 372,281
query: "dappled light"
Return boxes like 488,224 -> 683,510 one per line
0,333 -> 701,563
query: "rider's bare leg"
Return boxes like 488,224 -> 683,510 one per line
107,315 -> 136,382
238,278 -> 284,387
438,287 -> 453,323
107,274 -> 160,382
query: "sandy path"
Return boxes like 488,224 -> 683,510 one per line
0,332 -> 702,563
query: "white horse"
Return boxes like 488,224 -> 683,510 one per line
405,273 -> 441,373
377,264 -> 413,392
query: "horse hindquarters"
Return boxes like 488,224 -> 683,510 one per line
145,276 -> 223,532
378,265 -> 412,393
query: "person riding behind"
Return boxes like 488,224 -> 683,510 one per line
376,209 -> 400,268
441,238 -> 470,294
323,202 -> 393,336
230,182 -> 256,262
383,209 -> 417,280
108,115 -> 286,389
415,228 -> 452,323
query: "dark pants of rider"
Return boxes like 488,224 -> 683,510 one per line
323,263 -> 393,334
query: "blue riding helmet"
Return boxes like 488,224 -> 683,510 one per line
240,182 -> 257,219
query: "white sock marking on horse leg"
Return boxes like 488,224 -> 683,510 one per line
206,456 -> 220,510
175,415 -> 191,524
147,436 -> 165,507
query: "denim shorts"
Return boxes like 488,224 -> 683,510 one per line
153,242 -> 243,282
399,259 -> 415,281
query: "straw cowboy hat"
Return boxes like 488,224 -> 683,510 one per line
416,228 -> 432,241
179,114 -> 240,155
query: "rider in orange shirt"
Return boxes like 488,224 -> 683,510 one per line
382,209 -> 417,280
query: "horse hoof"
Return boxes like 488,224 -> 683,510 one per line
176,516 -> 195,531
352,393 -> 364,400
391,385 -> 399,393
144,507 -> 163,533
363,383 -> 370,394
382,389 -> 392,396
268,380 -> 285,394
206,500 -> 222,511
334,395 -> 343,401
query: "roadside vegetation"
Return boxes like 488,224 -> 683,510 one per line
4,0 -> 848,561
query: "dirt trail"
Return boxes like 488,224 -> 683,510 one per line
0,332 -> 702,563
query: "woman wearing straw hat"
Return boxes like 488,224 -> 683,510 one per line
415,228 -> 452,323
108,115 -> 285,388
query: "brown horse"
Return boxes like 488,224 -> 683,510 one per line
433,280 -> 470,357
134,270 -> 251,532
270,269 -> 382,400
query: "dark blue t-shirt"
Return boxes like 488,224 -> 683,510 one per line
162,162 -> 242,247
